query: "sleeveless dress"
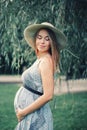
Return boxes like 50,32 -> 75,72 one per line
14,59 -> 53,130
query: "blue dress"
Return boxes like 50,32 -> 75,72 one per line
14,59 -> 53,130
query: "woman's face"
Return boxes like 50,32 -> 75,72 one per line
35,29 -> 52,54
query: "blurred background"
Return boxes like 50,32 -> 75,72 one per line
0,0 -> 87,79
0,0 -> 87,130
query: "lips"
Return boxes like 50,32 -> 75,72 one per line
39,45 -> 45,48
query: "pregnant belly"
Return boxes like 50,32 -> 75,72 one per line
14,86 -> 35,112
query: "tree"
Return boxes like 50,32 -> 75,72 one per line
0,0 -> 87,79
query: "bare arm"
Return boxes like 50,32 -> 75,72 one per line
16,57 -> 54,120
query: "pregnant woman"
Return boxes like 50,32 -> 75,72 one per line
14,22 -> 66,130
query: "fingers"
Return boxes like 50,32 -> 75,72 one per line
16,108 -> 25,122
18,116 -> 24,122
16,107 -> 21,114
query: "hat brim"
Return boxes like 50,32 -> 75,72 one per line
24,24 -> 67,50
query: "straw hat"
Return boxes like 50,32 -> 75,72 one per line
24,22 -> 67,50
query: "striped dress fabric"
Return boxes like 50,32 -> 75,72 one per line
14,59 -> 53,130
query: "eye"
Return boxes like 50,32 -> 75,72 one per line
45,36 -> 50,41
36,35 -> 42,39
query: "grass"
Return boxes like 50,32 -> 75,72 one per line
0,84 -> 87,130
0,84 -> 19,130
51,92 -> 87,130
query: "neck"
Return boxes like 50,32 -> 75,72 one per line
37,52 -> 49,59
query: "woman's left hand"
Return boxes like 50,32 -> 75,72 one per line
16,108 -> 25,122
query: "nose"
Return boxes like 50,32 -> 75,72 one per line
41,38 -> 45,44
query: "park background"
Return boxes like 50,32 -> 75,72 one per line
0,0 -> 87,130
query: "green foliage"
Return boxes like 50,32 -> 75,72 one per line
0,0 -> 36,74
0,0 -> 87,79
60,0 -> 87,79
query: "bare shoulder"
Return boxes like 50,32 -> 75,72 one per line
39,55 -> 53,72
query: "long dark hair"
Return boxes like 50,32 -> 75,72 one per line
34,28 -> 60,71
